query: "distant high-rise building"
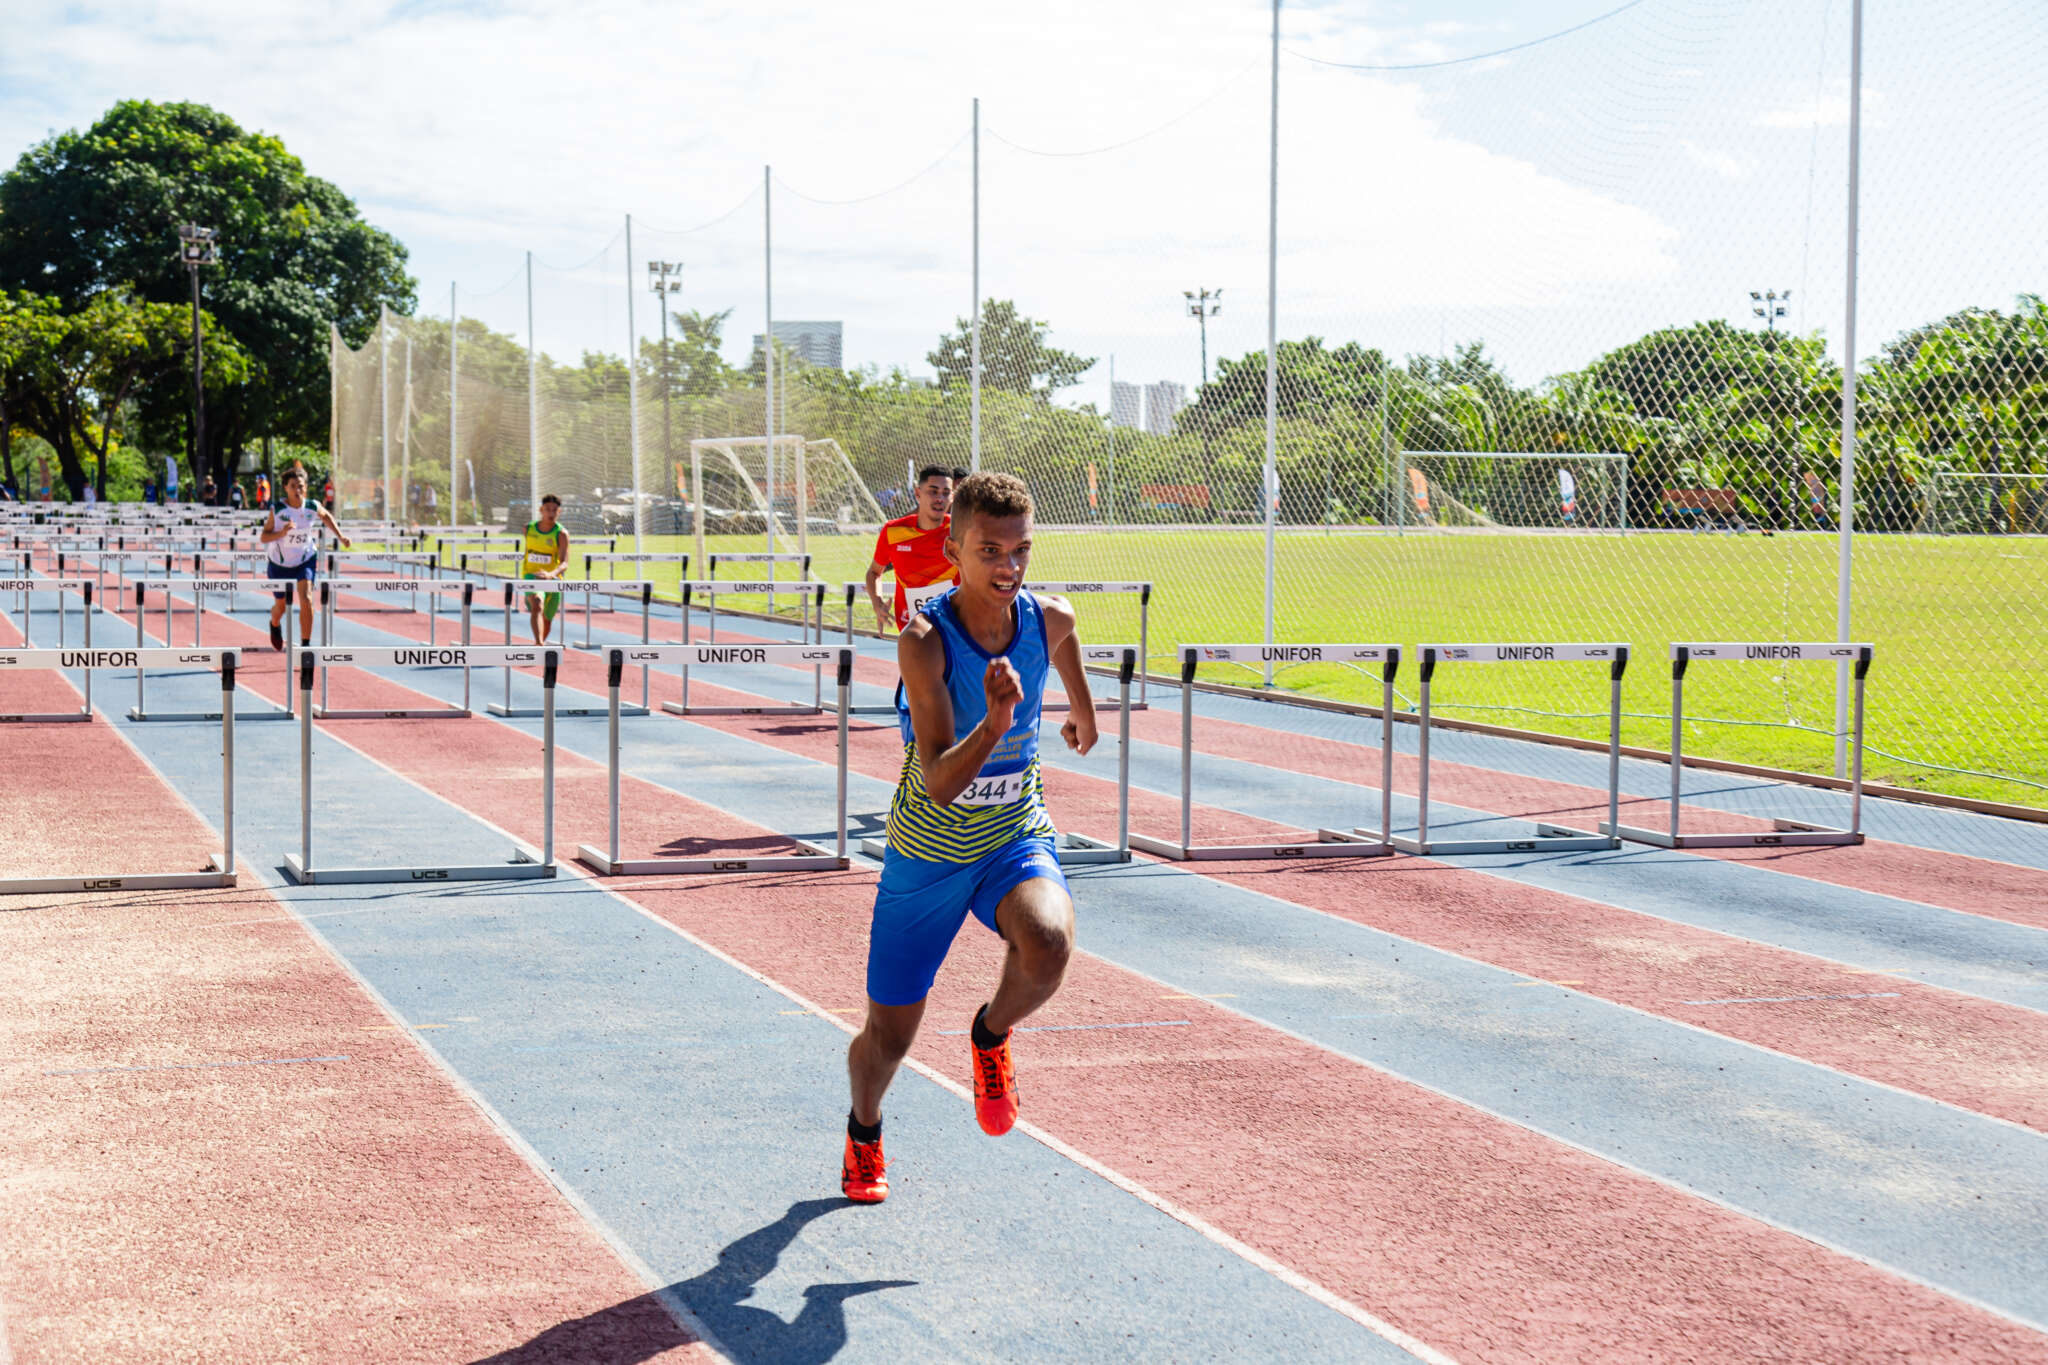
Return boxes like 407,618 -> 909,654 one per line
750,320 -> 844,371
1144,381 -> 1188,436
1111,381 -> 1143,430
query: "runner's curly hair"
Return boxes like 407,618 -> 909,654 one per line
947,472 -> 1033,540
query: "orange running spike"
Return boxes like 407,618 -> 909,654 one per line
841,1134 -> 888,1203
970,1028 -> 1019,1137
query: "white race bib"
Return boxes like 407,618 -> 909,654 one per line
953,770 -> 1027,807
903,580 -> 950,618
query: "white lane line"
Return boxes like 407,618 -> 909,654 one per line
1683,992 -> 1904,1006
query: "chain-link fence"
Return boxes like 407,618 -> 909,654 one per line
331,0 -> 2047,809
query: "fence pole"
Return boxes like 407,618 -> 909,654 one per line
526,251 -> 538,513
625,214 -> 643,557
379,307 -> 390,522
971,96 -> 982,475
1833,0 -> 1864,779
449,282 -> 459,531
1261,0 -> 1280,684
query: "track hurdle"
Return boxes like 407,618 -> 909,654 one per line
284,645 -> 559,884
1604,642 -> 1873,848
484,579 -> 656,718
578,644 -> 854,875
3,576 -> 93,653
311,579 -> 476,719
0,647 -> 239,894
1393,643 -> 1628,855
858,645 -> 1139,868
127,580 -> 293,722
1130,644 -> 1400,861
662,580 -> 828,716
0,581 -> 95,721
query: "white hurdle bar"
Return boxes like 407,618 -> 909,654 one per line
579,643 -> 854,875
1395,643 -> 1629,856
2,575 -> 93,650
0,579 -> 95,721
0,647 -> 239,894
284,645 -> 559,884
1604,642 -> 1874,849
312,579 -> 477,719
128,580 -> 294,722
1130,643 -> 1399,861
484,580 -> 655,718
663,580 -> 828,716
857,645 -> 1139,867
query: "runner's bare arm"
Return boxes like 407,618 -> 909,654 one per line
549,531 -> 570,577
313,504 -> 351,549
864,559 -> 893,632
258,510 -> 285,543
1039,595 -> 1098,755
899,618 -> 1013,805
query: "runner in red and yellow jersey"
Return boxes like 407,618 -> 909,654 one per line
864,465 -> 963,633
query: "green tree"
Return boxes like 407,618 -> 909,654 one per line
0,100 -> 414,493
0,288 -> 250,498
928,300 -> 1094,397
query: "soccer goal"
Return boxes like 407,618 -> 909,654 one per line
1914,471 -> 2048,536
1395,452 -> 1629,531
685,435 -> 888,563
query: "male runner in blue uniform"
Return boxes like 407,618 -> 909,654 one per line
841,472 -> 1099,1203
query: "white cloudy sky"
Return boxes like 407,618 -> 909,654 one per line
3,0 -> 2043,405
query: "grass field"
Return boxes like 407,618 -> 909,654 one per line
434,526 -> 2047,809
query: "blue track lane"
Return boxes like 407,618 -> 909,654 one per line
50,594 -> 1420,1364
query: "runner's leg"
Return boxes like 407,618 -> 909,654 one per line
296,578 -> 313,644
982,876 -> 1074,1035
848,998 -> 927,1126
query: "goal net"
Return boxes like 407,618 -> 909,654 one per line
1397,453 -> 1627,531
1915,472 -> 2048,536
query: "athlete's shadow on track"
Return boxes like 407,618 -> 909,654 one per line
471,1197 -> 913,1364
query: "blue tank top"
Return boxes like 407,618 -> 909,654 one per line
887,588 -> 1056,862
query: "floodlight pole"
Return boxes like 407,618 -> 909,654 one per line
1833,0 -> 1864,778
178,224 -> 217,500
971,96 -> 982,474
648,260 -> 682,544
1105,353 -> 1116,523
1262,0 -> 1280,683
1186,286 -> 1221,487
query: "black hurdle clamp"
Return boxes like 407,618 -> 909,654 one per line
607,648 -> 624,689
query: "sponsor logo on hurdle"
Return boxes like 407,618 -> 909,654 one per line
1262,646 -> 1324,662
83,878 -> 124,889
1744,645 -> 1804,660
711,860 -> 749,871
393,649 -> 465,667
179,653 -> 213,663
1200,647 -> 1235,661
1491,646 -> 1556,661
411,869 -> 450,880
61,650 -> 138,668
800,649 -> 838,661
697,647 -> 766,664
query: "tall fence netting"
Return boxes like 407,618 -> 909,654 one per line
331,0 -> 2047,808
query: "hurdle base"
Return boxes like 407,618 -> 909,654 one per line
661,700 -> 824,718
0,710 -> 90,724
1128,829 -> 1394,862
575,841 -> 848,875
1601,819 -> 1862,849
127,706 -> 292,723
283,847 -> 553,885
1388,821 -> 1617,856
315,704 -> 471,720
488,702 -> 649,719
0,858 -> 235,896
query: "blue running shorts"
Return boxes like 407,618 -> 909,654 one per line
866,835 -> 1068,1007
266,557 -> 317,599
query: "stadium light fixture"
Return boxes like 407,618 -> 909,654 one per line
647,261 -> 684,471
177,223 -> 219,502
1750,287 -> 1790,331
